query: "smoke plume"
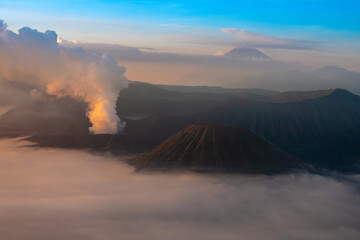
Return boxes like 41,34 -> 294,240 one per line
0,20 -> 128,134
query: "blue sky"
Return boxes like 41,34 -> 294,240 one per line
0,0 -> 359,68
1,0 -> 359,29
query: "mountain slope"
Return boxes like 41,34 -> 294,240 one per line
132,124 -> 299,173
156,84 -> 276,95
2,86 -> 360,172
224,48 -> 270,60
127,89 -> 360,171
116,82 -> 340,117
116,81 -> 273,117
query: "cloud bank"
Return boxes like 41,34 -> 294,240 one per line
222,28 -> 317,50
0,20 -> 128,134
0,138 -> 359,240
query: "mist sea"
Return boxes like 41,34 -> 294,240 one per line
0,138 -> 359,240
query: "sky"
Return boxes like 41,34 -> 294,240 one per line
1,1 -> 359,48
0,0 -> 359,74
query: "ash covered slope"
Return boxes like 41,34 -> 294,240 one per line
132,124 -> 299,173
129,89 -> 360,172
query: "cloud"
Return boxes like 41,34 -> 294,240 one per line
0,20 -> 128,134
0,138 -> 359,240
222,28 -> 317,50
0,81 -> 33,106
0,19 -> 7,32
215,50 -> 226,56
73,42 -> 300,86
57,36 -> 81,45
78,42 -> 293,66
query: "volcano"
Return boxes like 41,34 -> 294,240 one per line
131,124 -> 300,173
224,48 -> 270,60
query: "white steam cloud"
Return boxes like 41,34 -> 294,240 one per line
0,138 -> 359,240
0,20 -> 128,134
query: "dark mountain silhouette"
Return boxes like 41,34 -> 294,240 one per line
126,89 -> 360,172
117,82 -> 286,118
1,84 -> 360,172
131,124 -> 299,173
116,82 -> 228,117
264,89 -> 335,103
117,82 -> 341,117
224,48 -> 270,60
122,82 -> 339,103
156,83 -> 276,95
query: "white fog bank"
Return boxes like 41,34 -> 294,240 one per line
0,138 -> 359,240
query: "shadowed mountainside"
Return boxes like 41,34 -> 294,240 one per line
131,124 -> 299,173
116,82 -> 340,117
155,83 -> 276,95
128,89 -> 360,171
116,82 -> 277,117
1,84 -> 360,172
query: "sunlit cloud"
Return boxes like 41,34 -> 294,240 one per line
221,28 -> 318,50
0,20 -> 128,134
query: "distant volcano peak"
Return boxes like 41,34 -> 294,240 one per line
224,48 -> 270,60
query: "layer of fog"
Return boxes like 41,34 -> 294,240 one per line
79,43 -> 360,94
0,138 -> 359,240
